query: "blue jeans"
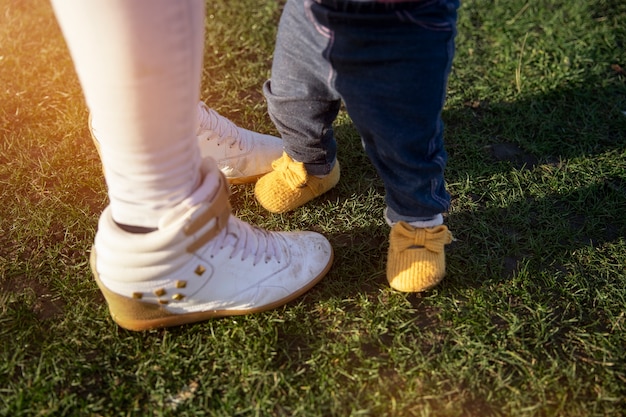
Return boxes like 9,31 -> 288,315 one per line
264,0 -> 459,222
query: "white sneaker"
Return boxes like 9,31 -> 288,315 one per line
91,161 -> 333,331
89,103 -> 283,184
196,102 -> 283,184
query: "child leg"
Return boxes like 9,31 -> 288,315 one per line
318,0 -> 460,291
254,0 -> 342,213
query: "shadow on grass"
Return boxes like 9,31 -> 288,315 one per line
298,78 -> 626,309
217,77 -> 626,412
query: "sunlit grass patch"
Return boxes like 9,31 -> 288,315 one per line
1,0 -> 625,415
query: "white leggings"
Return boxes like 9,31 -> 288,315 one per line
52,0 -> 210,228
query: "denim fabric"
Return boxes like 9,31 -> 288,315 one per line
264,0 -> 459,221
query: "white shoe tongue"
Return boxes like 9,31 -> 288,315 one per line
158,159 -> 221,229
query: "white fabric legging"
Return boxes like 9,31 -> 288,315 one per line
52,0 -> 211,228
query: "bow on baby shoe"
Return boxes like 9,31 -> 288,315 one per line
271,153 -> 309,189
392,222 -> 453,254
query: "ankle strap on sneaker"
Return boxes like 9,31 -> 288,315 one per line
185,173 -> 231,253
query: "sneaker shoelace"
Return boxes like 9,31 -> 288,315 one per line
210,217 -> 283,266
197,102 -> 245,150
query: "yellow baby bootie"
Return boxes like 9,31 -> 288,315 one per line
254,152 -> 340,213
387,222 -> 453,292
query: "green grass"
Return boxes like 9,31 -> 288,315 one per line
1,0 -> 625,415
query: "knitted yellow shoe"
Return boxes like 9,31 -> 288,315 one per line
387,222 -> 453,292
254,152 -> 340,213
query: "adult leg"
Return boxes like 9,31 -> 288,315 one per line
52,0 -> 333,330
53,0 -> 205,229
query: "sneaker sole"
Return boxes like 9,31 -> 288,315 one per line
90,247 -> 333,331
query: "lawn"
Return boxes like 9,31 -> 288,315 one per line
1,0 -> 625,416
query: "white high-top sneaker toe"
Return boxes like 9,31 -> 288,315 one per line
196,102 -> 283,184
91,162 -> 332,331
90,103 -> 283,184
